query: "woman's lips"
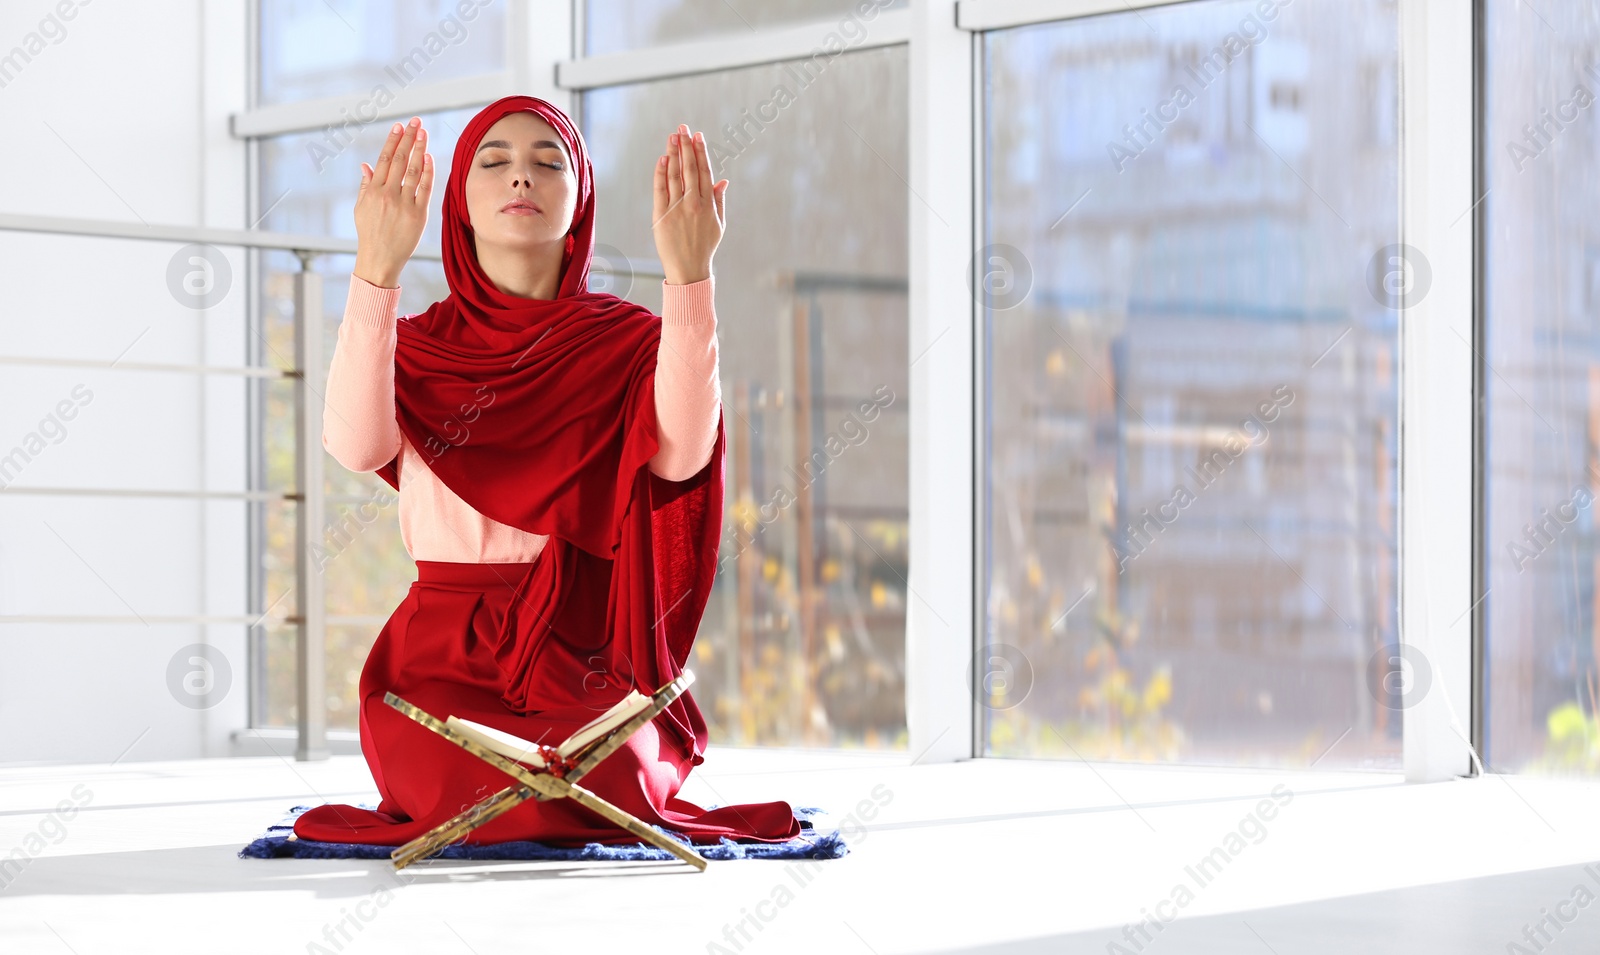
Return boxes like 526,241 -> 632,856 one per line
502,205 -> 541,216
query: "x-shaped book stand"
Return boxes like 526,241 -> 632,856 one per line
380,669 -> 708,871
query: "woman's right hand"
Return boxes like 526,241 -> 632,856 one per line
353,117 -> 433,289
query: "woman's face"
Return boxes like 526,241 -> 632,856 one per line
464,112 -> 577,252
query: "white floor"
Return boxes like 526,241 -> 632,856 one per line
3,746 -> 1600,954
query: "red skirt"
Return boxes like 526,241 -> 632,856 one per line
291,558 -> 800,847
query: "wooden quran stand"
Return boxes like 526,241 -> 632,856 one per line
380,670 -> 708,872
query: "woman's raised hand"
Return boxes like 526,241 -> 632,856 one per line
652,123 -> 727,287
353,117 -> 433,289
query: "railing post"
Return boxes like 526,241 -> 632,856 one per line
293,250 -> 328,761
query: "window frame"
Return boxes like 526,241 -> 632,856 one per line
235,0 -> 1483,780
954,0 -> 1476,780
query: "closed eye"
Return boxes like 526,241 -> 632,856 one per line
480,161 -> 564,170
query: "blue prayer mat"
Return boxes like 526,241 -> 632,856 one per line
239,802 -> 848,862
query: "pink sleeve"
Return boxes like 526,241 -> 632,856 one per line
649,275 -> 722,482
322,274 -> 404,473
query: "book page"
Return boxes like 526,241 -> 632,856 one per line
557,691 -> 654,758
446,716 -> 548,768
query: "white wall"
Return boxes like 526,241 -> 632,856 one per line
0,0 -> 250,764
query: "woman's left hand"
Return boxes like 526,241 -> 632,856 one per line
652,123 -> 727,286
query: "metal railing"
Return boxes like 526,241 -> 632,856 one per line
0,212 -> 441,761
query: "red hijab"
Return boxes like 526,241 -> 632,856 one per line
373,95 -> 724,764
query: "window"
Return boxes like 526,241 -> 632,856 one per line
979,0 -> 1402,768
581,44 -> 910,746
1482,0 -> 1600,774
583,0 -> 907,56
251,2 -> 913,744
258,0 -> 507,106
252,45 -> 485,728
251,249 -> 433,731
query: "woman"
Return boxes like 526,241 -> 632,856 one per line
291,95 -> 800,848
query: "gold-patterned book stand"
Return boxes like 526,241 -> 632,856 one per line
380,670 -> 708,871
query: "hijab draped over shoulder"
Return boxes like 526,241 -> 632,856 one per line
372,95 -> 726,764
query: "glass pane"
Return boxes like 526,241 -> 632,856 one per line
258,0 -> 506,107
583,0 -> 907,56
258,105 -> 480,263
582,46 -> 909,748
255,104 -> 474,715
252,245 -> 443,730
982,0 -> 1401,768
252,98 -> 470,723
249,89 -> 467,719
1482,1 -> 1600,774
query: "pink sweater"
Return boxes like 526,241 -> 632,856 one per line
323,273 -> 722,563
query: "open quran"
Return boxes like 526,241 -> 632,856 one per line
381,671 -> 708,871
444,689 -> 653,768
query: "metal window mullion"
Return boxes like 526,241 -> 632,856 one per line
572,0 -> 585,63
970,25 -> 989,761
1398,0 -> 1476,782
246,0 -> 266,732
508,0 -> 573,113
1468,0 -> 1488,771
907,0 -> 978,765
955,0 -> 1202,32
556,7 -> 911,91
231,72 -> 513,139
